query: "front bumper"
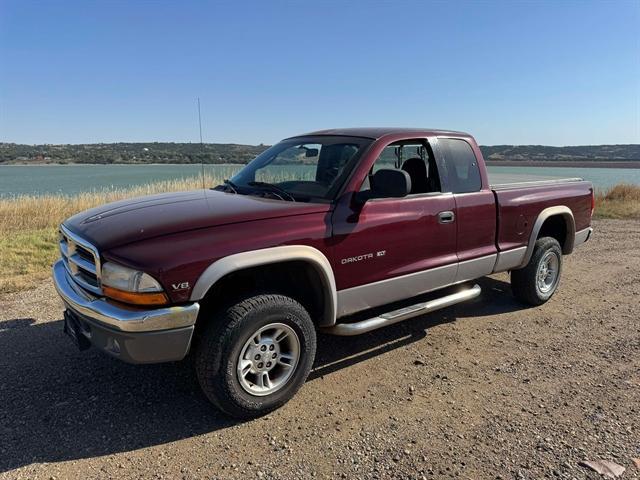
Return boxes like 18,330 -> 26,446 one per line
53,260 -> 200,363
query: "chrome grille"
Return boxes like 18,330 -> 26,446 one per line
59,225 -> 102,295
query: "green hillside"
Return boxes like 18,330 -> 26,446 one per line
480,144 -> 640,162
1,142 -> 638,165
0,142 -> 269,165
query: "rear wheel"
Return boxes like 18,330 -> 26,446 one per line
195,294 -> 316,419
511,237 -> 563,306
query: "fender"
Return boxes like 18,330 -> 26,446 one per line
189,245 -> 338,326
518,206 -> 575,269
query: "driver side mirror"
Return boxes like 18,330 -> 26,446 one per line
371,169 -> 411,197
354,168 -> 411,205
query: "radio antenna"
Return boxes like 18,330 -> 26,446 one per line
197,97 -> 205,189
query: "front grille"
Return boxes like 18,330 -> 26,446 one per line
75,245 -> 95,264
59,225 -> 102,295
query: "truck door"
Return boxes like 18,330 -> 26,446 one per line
331,137 -> 458,317
435,137 -> 497,283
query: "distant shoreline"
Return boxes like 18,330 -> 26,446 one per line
484,161 -> 640,169
0,162 -> 243,167
2,160 -> 640,169
3,142 -> 638,169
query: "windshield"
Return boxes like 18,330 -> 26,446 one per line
222,136 -> 372,201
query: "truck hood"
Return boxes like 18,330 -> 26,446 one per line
63,189 -> 331,250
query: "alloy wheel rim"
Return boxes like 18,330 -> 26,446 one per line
236,322 -> 300,396
537,251 -> 559,294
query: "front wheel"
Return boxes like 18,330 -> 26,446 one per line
195,294 -> 316,419
511,237 -> 563,306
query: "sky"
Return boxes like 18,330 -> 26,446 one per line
0,0 -> 638,146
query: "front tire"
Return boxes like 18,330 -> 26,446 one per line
195,294 -> 316,419
511,237 -> 563,306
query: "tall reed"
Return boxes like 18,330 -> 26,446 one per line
594,183 -> 640,219
0,174 -> 224,233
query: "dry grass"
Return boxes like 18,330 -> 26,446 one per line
594,183 -> 640,220
0,173 -> 224,233
0,174 -> 223,293
0,178 -> 638,294
0,229 -> 59,293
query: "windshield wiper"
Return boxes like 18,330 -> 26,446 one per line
247,181 -> 296,202
223,179 -> 239,193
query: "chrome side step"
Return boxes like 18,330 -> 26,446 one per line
324,284 -> 481,336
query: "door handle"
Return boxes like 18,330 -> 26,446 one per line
438,211 -> 455,224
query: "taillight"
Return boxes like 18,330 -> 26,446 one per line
591,190 -> 595,217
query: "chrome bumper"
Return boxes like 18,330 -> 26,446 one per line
53,260 -> 199,332
53,260 -> 200,364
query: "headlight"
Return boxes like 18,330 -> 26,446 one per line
101,262 -> 168,306
102,262 -> 163,292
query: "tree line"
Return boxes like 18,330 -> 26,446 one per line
1,141 -> 638,165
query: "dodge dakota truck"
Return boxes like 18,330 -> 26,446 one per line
53,128 -> 594,418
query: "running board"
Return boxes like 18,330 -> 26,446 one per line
324,284 -> 481,336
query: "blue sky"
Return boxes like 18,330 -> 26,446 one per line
1,0 -> 638,146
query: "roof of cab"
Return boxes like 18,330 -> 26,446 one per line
290,127 -> 470,140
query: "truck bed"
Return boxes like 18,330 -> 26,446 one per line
490,175 -> 593,256
489,172 -> 584,190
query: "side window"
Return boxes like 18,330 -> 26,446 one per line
361,140 -> 441,194
438,138 -> 482,193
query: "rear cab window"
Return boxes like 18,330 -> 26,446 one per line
437,138 -> 482,193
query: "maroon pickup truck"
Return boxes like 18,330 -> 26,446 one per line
53,128 -> 594,418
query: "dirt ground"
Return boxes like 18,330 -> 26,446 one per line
1,219 -> 638,480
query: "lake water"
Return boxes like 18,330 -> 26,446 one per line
1,164 -> 639,197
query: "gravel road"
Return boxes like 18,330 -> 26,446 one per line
1,219 -> 638,479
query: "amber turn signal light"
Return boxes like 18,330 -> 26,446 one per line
103,285 -> 169,306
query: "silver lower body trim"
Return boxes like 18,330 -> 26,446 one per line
574,227 -> 593,247
493,246 -> 527,273
53,260 -> 200,332
336,254 -> 497,318
337,263 -> 457,317
456,254 -> 497,282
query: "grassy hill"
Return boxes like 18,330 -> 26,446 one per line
1,142 -> 639,165
0,142 -> 269,165
480,144 -> 640,162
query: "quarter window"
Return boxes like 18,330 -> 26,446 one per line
438,138 -> 482,193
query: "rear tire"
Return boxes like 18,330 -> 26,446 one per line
195,294 -> 316,419
511,237 -> 563,306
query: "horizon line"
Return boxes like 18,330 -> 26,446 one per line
1,140 -> 639,149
